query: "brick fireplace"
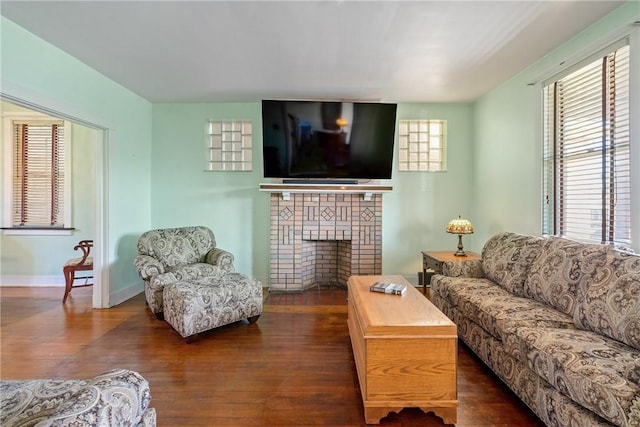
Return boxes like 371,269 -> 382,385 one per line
268,192 -> 383,291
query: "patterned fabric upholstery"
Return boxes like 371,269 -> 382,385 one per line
134,226 -> 235,316
163,272 -> 263,340
431,232 -> 640,427
504,327 -> 640,426
64,256 -> 93,267
0,369 -> 155,427
481,232 -> 543,296
574,247 -> 640,351
524,236 -> 606,317
442,258 -> 485,278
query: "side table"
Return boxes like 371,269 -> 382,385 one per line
422,251 -> 481,296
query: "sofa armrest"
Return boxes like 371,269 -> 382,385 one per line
0,369 -> 155,427
51,369 -> 154,427
206,248 -> 235,272
442,259 -> 485,278
134,255 -> 164,280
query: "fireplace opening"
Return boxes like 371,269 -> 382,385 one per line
301,240 -> 352,289
268,192 -> 382,292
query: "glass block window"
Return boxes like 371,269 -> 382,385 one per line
398,119 -> 447,172
206,120 -> 252,171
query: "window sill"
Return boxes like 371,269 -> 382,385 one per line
2,227 -> 74,236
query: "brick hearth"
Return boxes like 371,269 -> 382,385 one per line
269,192 -> 382,291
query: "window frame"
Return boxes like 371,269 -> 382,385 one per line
541,38 -> 632,248
2,112 -> 73,236
397,119 -> 448,172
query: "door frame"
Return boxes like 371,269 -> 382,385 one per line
1,93 -> 110,308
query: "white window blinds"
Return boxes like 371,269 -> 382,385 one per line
12,120 -> 66,227
542,41 -> 630,247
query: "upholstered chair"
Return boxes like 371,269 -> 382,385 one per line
134,226 -> 235,319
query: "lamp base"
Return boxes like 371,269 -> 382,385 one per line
454,234 -> 467,257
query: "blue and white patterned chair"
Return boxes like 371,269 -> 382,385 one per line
134,226 -> 235,319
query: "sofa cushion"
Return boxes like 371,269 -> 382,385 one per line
481,232 -> 543,296
523,236 -> 606,318
574,247 -> 640,351
503,327 -> 640,427
450,284 -> 576,342
430,275 -> 497,308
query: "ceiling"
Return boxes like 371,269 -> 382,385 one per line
0,1 -> 629,103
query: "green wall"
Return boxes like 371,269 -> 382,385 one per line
0,17 -> 153,304
152,102 -> 474,284
151,103 -> 269,279
2,0 -> 637,301
472,1 -> 639,252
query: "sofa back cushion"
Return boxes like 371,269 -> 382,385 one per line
523,236 -> 604,317
574,247 -> 640,350
481,232 -> 543,296
137,226 -> 216,269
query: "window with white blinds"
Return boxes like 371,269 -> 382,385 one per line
5,119 -> 70,228
542,40 -> 630,247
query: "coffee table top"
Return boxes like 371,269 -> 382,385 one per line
348,275 -> 456,337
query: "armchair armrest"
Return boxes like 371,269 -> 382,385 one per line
135,255 -> 164,280
442,259 -> 485,278
206,248 -> 235,272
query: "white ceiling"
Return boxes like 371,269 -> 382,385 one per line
0,1 -> 629,103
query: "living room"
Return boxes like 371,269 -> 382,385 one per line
2,1 -> 637,307
1,1 -> 639,426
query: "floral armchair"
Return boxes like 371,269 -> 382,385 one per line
134,226 -> 235,318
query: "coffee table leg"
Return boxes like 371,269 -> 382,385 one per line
364,406 -> 402,424
423,407 -> 457,425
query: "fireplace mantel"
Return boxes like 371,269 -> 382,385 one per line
259,183 -> 392,201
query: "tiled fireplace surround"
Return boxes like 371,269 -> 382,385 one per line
269,192 -> 383,291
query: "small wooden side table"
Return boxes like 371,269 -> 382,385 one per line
422,251 -> 481,296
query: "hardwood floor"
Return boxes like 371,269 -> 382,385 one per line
0,285 -> 544,426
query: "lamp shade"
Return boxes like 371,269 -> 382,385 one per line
336,118 -> 348,127
446,216 -> 474,235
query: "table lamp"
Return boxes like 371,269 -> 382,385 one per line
336,118 -> 348,133
446,215 -> 474,256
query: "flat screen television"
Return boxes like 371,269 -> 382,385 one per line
261,100 -> 397,182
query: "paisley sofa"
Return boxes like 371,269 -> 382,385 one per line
0,369 -> 156,426
431,232 -> 640,427
134,226 -> 235,318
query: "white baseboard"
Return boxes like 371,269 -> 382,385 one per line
109,281 -> 145,307
1,275 -> 64,287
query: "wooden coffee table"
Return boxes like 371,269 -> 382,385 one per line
347,275 -> 458,424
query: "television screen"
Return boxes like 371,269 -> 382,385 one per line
261,100 -> 397,181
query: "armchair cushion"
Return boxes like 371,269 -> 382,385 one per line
136,226 -> 219,270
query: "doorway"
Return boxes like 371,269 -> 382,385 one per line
0,97 -> 108,307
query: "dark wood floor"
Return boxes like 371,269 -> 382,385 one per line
0,285 -> 544,426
